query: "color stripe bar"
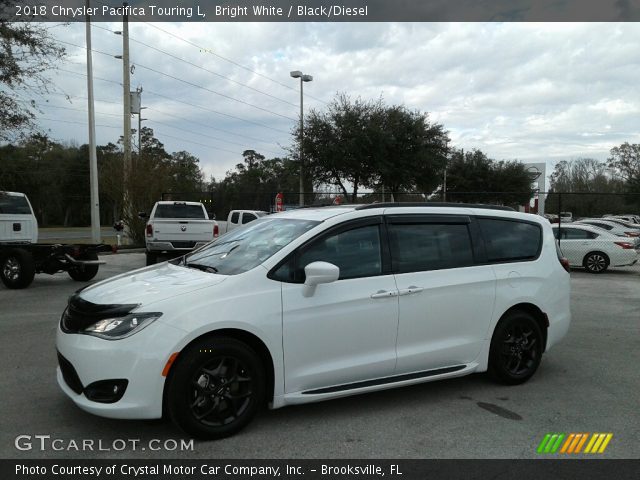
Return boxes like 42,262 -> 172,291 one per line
550,433 -> 565,453
584,433 -> 598,453
560,434 -> 575,453
598,434 -> 613,453
574,433 -> 589,453
537,434 -> 552,453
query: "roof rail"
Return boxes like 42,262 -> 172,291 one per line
354,202 -> 516,212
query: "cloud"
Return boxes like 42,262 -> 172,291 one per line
17,21 -> 640,182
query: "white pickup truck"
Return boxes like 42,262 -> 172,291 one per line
218,209 -> 268,235
143,201 -> 218,265
1,191 -> 108,288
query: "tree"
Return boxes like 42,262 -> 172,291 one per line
608,142 -> 640,195
0,22 -> 65,141
298,94 -> 449,201
443,149 -> 532,205
368,104 -> 449,196
546,158 -> 629,217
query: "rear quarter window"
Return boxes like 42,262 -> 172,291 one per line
478,218 -> 542,262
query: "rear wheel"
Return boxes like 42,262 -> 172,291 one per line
167,337 -> 265,439
145,251 -> 158,266
67,252 -> 99,281
583,252 -> 609,273
0,248 -> 36,289
489,311 -> 543,385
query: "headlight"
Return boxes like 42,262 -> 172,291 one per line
83,312 -> 162,340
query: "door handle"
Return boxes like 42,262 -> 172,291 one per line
399,286 -> 424,296
370,290 -> 399,299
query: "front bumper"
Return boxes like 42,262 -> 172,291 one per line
56,320 -> 184,419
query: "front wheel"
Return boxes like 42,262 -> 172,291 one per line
583,252 -> 609,273
166,337 -> 265,439
489,311 -> 544,385
68,252 -> 100,281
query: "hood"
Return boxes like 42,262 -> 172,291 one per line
79,262 -> 228,307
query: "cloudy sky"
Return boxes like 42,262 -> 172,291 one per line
27,21 -> 640,183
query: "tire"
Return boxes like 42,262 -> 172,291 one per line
146,251 -> 158,266
0,248 -> 36,289
166,337 -> 265,439
583,252 -> 609,274
67,252 -> 100,282
488,311 -> 544,385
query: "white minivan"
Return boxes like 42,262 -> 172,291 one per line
56,203 -> 571,438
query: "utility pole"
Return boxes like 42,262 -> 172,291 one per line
85,0 -> 101,243
121,3 -> 132,240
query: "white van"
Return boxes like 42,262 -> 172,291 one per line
0,191 -> 38,243
57,203 -> 571,439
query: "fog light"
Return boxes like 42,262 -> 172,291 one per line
84,379 -> 128,403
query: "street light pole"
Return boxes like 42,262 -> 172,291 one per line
290,71 -> 312,206
85,0 -> 100,243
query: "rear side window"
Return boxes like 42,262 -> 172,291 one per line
479,218 -> 541,262
583,221 -> 612,231
230,212 -> 240,223
388,223 -> 474,273
242,213 -> 257,224
555,228 -> 598,240
154,204 -> 205,219
0,194 -> 32,214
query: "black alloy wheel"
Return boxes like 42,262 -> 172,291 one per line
489,311 -> 543,385
167,337 -> 265,439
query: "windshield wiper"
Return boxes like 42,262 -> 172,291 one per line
185,263 -> 218,273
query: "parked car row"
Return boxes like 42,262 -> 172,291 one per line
551,213 -> 640,273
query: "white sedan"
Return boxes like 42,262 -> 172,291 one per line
553,224 -> 639,273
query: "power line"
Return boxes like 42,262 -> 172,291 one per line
38,104 -> 122,117
56,67 -> 122,87
151,130 -> 242,156
40,117 -> 120,129
143,22 -> 328,106
67,25 -> 297,107
147,108 -> 278,155
134,62 -> 296,121
55,38 -> 117,59
45,68 -> 291,136
144,89 -> 290,135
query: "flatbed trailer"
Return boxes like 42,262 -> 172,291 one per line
0,242 -> 112,289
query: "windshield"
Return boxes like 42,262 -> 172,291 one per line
182,217 -> 319,275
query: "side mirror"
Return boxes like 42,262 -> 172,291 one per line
208,211 -> 216,220
303,261 -> 339,296
138,212 -> 148,219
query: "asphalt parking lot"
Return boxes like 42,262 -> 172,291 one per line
1,253 -> 638,459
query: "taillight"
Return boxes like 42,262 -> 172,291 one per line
213,224 -> 219,238
146,223 -> 153,237
559,257 -> 571,273
614,241 -> 635,249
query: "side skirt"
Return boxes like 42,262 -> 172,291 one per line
302,364 -> 466,395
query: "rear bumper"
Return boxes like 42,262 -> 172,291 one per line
146,241 -> 209,252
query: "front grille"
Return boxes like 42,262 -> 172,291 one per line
57,351 -> 83,394
61,294 -> 138,333
170,241 -> 197,249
